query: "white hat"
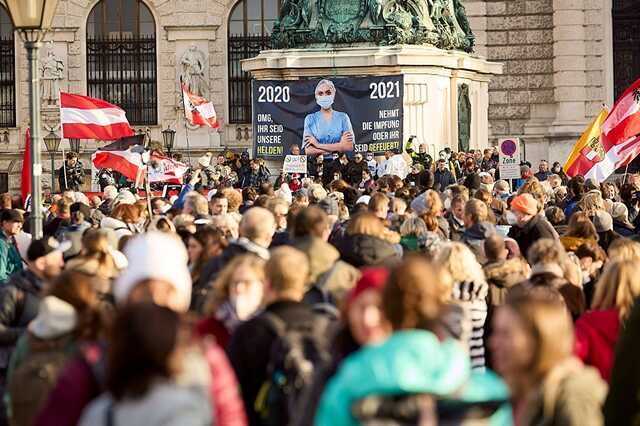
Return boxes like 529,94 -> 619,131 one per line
103,185 -> 118,200
113,189 -> 136,206
356,195 -> 371,205
29,296 -> 77,339
114,232 -> 192,312
207,189 -> 218,201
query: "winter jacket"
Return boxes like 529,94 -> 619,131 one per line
508,214 -> 558,259
483,257 -> 530,307
314,330 -> 510,426
451,280 -> 489,371
35,340 -> 246,426
613,220 -> 635,237
446,214 -> 465,242
575,308 -> 620,382
294,236 -> 360,305
194,238 -> 270,313
0,233 -> 22,284
461,222 -> 497,264
434,169 -> 456,192
0,269 -> 44,368
227,300 -> 318,426
336,234 -> 401,268
519,357 -> 606,426
79,382 -> 212,426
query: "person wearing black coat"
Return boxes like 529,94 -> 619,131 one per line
227,247 -> 332,426
0,238 -> 65,374
345,154 -> 368,186
507,194 -> 559,258
433,159 -> 456,192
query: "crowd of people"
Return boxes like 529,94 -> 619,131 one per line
0,143 -> 639,425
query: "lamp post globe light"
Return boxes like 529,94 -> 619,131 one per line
43,131 -> 60,193
1,0 -> 60,239
162,127 -> 176,154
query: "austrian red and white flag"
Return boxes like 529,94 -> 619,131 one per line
148,151 -> 189,184
92,147 -> 144,182
60,92 -> 135,141
580,78 -> 640,181
182,84 -> 219,128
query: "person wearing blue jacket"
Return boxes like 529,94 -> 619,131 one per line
314,257 -> 511,426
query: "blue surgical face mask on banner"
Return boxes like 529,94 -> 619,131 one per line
316,94 -> 334,109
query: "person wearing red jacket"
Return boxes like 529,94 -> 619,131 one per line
575,258 -> 640,382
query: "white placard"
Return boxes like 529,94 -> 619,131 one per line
498,138 -> 521,180
283,155 -> 308,174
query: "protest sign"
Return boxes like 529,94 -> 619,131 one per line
253,76 -> 404,159
283,155 -> 308,174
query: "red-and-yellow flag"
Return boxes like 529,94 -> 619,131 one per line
563,108 -> 608,178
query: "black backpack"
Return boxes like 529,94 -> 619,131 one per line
255,311 -> 333,426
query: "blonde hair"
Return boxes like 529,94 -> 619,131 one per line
400,215 -> 428,238
592,259 -> 640,320
435,242 -> 486,285
347,212 -> 389,239
505,291 -> 574,381
607,238 -> 640,262
265,246 -> 309,294
207,254 -> 266,314
578,191 -> 605,217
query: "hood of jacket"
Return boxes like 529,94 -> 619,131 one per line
338,234 -> 399,268
314,330 -> 509,426
463,222 -> 496,241
293,236 -> 340,282
484,257 -> 530,289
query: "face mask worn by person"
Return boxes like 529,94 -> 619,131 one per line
316,94 -> 334,110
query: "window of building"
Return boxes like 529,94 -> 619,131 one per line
228,0 -> 280,124
613,0 -> 640,99
0,6 -> 15,128
0,172 -> 7,194
87,0 -> 157,125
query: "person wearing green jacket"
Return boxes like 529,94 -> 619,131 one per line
0,210 -> 24,284
315,257 -> 511,426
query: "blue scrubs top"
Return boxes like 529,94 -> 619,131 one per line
303,110 -> 353,153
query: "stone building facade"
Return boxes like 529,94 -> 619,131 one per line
0,0 -> 631,192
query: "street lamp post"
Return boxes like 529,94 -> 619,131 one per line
43,131 -> 60,193
69,138 -> 80,154
1,0 -> 60,239
162,127 -> 176,155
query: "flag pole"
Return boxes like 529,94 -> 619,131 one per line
180,76 -> 193,165
61,148 -> 67,192
184,119 -> 192,165
624,163 -> 631,184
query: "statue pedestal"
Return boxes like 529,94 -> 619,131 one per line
243,45 -> 502,157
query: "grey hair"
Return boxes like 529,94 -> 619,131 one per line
315,79 -> 336,95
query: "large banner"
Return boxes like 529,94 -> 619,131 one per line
252,76 -> 404,159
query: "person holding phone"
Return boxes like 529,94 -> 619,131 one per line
303,79 -> 354,155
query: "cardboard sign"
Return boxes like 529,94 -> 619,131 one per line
283,155 -> 308,174
498,138 -> 521,180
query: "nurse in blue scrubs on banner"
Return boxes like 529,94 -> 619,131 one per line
302,79 -> 354,155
